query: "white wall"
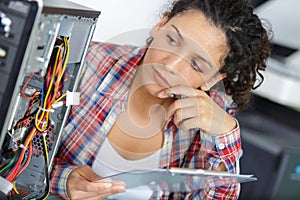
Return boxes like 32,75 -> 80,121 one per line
69,0 -> 169,46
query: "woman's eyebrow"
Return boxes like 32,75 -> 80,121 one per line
196,54 -> 214,69
171,25 -> 184,41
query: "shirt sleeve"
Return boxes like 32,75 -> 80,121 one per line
204,90 -> 243,173
201,121 -> 242,173
197,121 -> 242,199
50,160 -> 78,199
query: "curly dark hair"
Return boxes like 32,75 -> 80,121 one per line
167,0 -> 272,109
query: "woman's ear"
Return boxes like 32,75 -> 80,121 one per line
200,73 -> 227,91
150,12 -> 170,37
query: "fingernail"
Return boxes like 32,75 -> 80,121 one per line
158,91 -> 166,98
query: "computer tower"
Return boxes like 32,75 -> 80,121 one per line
0,0 -> 100,199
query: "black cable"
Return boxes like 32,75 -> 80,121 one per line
36,135 -> 50,200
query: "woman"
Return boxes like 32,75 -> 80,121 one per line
50,0 -> 271,199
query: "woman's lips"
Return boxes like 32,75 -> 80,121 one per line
153,68 -> 171,87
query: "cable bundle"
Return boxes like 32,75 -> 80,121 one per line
0,36 -> 70,199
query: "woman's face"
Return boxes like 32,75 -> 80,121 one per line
140,10 -> 229,96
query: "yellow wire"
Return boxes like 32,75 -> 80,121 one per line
13,181 -> 19,194
24,128 -> 36,148
42,134 -> 50,200
54,93 -> 67,103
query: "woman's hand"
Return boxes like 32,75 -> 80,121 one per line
158,86 -> 236,135
67,165 -> 126,200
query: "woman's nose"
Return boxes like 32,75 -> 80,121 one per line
163,52 -> 187,72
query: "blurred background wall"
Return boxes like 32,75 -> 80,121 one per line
69,0 -> 169,45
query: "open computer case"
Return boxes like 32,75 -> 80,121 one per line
0,0 -> 100,199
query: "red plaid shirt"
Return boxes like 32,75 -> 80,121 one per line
50,42 -> 242,199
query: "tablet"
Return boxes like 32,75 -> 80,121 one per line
102,168 -> 256,192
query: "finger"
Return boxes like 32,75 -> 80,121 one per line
72,184 -> 126,200
173,106 -> 199,127
158,85 -> 202,99
94,184 -> 127,196
201,73 -> 226,91
94,185 -> 126,198
75,180 -> 113,193
71,175 -> 125,194
166,98 -> 198,119
180,117 -> 200,131
94,178 -> 126,187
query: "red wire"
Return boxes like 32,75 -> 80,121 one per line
6,129 -> 36,182
16,141 -> 33,177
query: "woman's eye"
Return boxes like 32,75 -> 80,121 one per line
191,59 -> 203,73
166,35 -> 178,46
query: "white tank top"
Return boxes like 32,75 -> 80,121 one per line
92,138 -> 161,177
92,139 -> 161,200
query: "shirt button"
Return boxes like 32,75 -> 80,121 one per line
218,143 -> 225,150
